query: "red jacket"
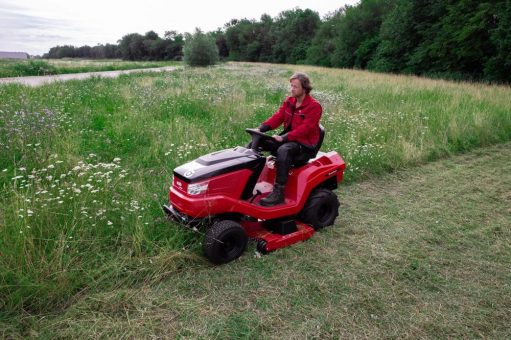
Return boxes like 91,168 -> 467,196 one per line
261,94 -> 322,147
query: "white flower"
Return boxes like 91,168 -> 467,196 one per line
113,157 -> 121,163
107,221 -> 113,226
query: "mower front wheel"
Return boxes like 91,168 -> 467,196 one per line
203,220 -> 248,264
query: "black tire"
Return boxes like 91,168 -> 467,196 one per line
299,188 -> 340,230
203,220 -> 248,264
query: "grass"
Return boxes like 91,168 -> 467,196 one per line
0,59 -> 181,78
9,142 -> 511,338
0,62 -> 510,335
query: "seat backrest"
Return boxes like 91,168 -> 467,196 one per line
289,124 -> 325,168
314,124 -> 325,155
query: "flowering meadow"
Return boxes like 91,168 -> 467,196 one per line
1,63 -> 510,317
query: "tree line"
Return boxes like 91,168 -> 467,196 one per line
44,0 -> 510,83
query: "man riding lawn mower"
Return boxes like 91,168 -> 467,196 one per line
163,73 -> 346,264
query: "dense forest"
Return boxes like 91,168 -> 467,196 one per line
44,0 -> 510,82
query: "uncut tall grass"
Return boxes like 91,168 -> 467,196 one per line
0,63 -> 510,316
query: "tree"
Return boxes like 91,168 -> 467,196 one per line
412,0 -> 497,79
331,0 -> 395,69
485,1 -> 511,82
183,29 -> 219,66
271,8 -> 321,64
368,0 -> 444,73
306,10 -> 344,67
118,33 -> 145,60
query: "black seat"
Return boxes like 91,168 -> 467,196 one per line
290,124 -> 325,167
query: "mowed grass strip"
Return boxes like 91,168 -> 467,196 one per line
22,142 -> 510,339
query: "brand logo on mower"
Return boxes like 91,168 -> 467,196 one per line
327,169 -> 338,176
184,170 -> 195,178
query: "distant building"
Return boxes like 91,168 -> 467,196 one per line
0,52 -> 29,59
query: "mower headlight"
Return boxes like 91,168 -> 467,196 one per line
187,182 -> 209,195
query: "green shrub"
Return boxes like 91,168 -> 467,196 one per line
183,29 -> 219,67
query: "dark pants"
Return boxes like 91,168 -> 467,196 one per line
257,139 -> 316,186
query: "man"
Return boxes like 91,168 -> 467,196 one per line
257,72 -> 322,206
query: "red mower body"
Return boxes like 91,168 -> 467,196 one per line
168,149 -> 345,221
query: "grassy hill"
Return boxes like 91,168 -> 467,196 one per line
0,62 -> 510,335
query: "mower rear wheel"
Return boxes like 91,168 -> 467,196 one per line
299,188 -> 340,230
203,220 -> 248,264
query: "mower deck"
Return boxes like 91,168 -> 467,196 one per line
242,220 -> 315,253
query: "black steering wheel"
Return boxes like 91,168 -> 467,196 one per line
245,128 -> 274,151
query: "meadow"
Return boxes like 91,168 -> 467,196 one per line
0,62 -> 510,334
0,59 -> 180,78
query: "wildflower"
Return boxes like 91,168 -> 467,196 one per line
107,221 -> 113,226
19,167 -> 26,171
2,169 -> 7,172
113,157 -> 121,163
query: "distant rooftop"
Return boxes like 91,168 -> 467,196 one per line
0,52 -> 29,59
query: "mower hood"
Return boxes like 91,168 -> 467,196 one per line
173,146 -> 264,183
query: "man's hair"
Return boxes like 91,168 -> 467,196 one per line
289,72 -> 312,94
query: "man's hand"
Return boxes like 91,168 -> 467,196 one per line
273,135 -> 284,142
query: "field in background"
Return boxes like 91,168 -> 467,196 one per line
0,62 -> 510,334
0,59 -> 180,78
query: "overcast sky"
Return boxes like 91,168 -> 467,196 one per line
0,0 -> 360,56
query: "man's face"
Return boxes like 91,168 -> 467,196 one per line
290,79 -> 305,99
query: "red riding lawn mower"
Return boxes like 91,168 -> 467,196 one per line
163,126 -> 346,264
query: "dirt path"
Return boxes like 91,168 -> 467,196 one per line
0,66 -> 180,87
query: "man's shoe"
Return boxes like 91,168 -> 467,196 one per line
259,184 -> 285,206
